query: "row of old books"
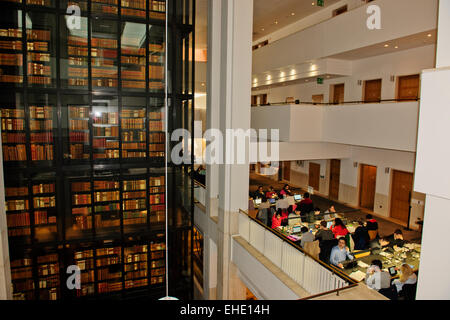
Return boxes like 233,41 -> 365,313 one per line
123,179 -> 145,191
69,131 -> 89,143
31,145 -> 53,160
122,118 -> 145,129
95,180 -> 119,190
33,183 -> 55,194
123,198 -> 146,210
93,112 -> 118,125
2,132 -> 26,143
92,138 -> 119,149
122,151 -> 145,158
3,144 -> 27,161
122,130 -> 145,142
122,142 -> 145,150
94,191 -> 120,202
0,53 -> 23,66
33,196 -> 55,208
93,149 -> 119,159
1,118 -> 25,130
94,126 -> 118,137
30,132 -> 53,143
30,106 -> 52,118
149,132 -> 164,143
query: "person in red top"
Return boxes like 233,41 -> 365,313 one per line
265,186 -> 277,199
271,211 -> 283,229
331,218 -> 349,238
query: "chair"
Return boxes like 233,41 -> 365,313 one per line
379,285 -> 398,300
304,240 -> 320,260
399,283 -> 417,300
368,230 -> 378,241
319,239 -> 338,264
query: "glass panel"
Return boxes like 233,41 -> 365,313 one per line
66,174 -> 93,239
96,245 -> 123,294
124,244 -> 148,289
61,15 -> 89,89
1,93 -> 27,166
92,0 -> 118,16
62,95 -> 90,163
122,168 -> 147,234
148,97 -> 164,160
92,95 -> 119,161
148,25 -> 165,93
63,1 -> 88,12
0,7 -> 23,86
94,171 -> 120,235
26,11 -> 55,87
149,0 -> 166,21
121,22 -> 146,92
27,93 -> 56,165
121,96 -> 146,159
149,174 -> 165,227
121,0 -> 146,19
91,19 -> 118,89
68,243 -> 95,298
31,172 -> 57,242
4,172 -> 31,244
36,249 -> 59,300
10,248 -> 34,300
149,240 -> 165,285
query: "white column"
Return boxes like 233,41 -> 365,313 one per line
204,0 -> 253,300
0,135 -> 12,300
415,0 -> 450,300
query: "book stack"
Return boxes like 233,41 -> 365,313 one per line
92,0 -> 119,16
37,254 -> 60,300
96,246 -> 123,294
0,27 -> 23,84
71,181 -> 92,231
10,258 -> 35,300
68,106 -> 90,160
124,244 -> 148,289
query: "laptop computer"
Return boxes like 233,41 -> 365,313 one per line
326,221 -> 333,229
269,198 -> 276,204
292,225 -> 301,234
254,198 -> 262,206
294,194 -> 302,202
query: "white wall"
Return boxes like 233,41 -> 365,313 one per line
253,44 -> 436,103
252,0 -> 438,75
253,0 -> 363,46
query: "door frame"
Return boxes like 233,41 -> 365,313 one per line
389,169 -> 414,224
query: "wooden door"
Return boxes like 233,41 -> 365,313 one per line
260,94 -> 268,105
359,164 -> 377,211
364,79 -> 382,102
283,161 -> 291,181
332,84 -> 345,104
390,170 -> 413,223
397,74 -> 420,100
309,163 -> 320,191
329,159 -> 341,200
251,95 -> 258,106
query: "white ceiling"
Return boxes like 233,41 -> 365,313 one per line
253,0 -> 341,41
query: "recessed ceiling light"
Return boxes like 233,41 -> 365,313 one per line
427,34 -> 432,37
394,46 -> 398,49
291,12 -> 295,16
305,79 -> 309,82
312,2 -> 315,5
326,75 -> 330,78
384,44 -> 389,47
274,20 -> 278,25
261,28 -> 265,31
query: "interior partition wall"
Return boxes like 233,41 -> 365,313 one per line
0,0 -> 195,300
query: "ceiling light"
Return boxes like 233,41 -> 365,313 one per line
394,46 -> 398,49
274,20 -> 278,25
291,12 -> 295,16
266,75 -> 271,81
427,34 -> 432,37
312,2 -> 315,5
384,44 -> 389,47
261,28 -> 265,31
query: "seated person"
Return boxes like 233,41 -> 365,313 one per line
265,186 -> 278,199
366,214 -> 379,236
386,229 -> 406,248
365,259 -> 391,291
352,220 -> 370,250
370,236 -> 396,253
271,211 -> 283,229
325,205 -> 336,214
393,264 -> 417,293
280,184 -> 293,197
315,221 -> 335,244
298,192 -> 314,216
313,207 -> 323,220
300,226 -> 315,248
331,218 -> 349,238
253,186 -> 267,202
329,237 -> 354,269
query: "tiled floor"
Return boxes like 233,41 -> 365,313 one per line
250,173 -> 422,243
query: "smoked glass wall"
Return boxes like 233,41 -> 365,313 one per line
0,0 -> 194,300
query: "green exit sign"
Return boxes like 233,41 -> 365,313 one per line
317,0 -> 324,7
317,77 -> 324,84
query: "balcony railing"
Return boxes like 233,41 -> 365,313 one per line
251,98 -> 420,107
237,209 -> 358,298
194,180 -> 206,207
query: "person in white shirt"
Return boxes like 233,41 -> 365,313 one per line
365,259 -> 391,291
392,264 -> 417,293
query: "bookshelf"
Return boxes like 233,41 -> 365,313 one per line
0,0 -> 194,300
26,12 -> 54,87
94,178 -> 121,233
